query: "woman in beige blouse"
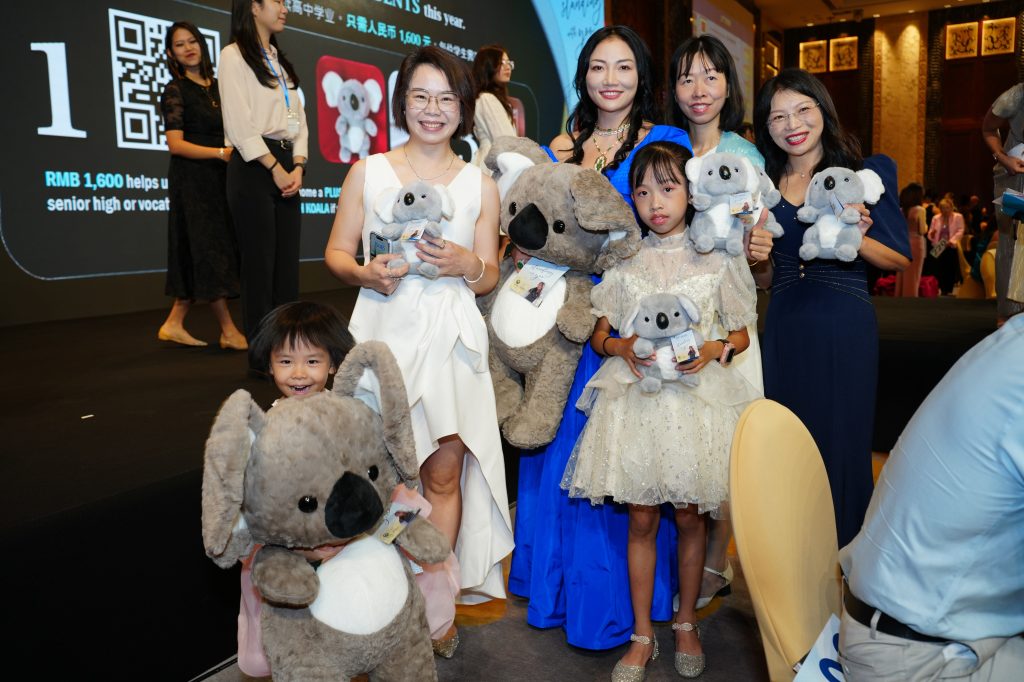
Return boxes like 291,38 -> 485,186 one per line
471,45 -> 517,173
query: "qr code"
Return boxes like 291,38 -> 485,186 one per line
109,9 -> 220,150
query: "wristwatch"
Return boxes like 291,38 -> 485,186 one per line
294,160 -> 307,175
717,339 -> 736,366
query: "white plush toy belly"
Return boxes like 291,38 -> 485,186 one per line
308,535 -> 408,634
491,276 -> 567,348
707,203 -> 733,238
814,214 -> 844,249
653,345 -> 682,380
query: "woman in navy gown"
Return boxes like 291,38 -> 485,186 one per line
507,25 -> 690,650
752,69 -> 910,547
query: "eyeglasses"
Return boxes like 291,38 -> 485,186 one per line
767,101 -> 820,130
501,59 -> 515,69
406,89 -> 460,112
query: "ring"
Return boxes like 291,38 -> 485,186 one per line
439,239 -> 447,249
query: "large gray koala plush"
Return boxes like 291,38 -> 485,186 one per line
373,181 -> 454,279
478,136 -> 642,449
686,152 -> 782,256
796,167 -> 884,262
626,292 -> 704,392
202,341 -> 450,682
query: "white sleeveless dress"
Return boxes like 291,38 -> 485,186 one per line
349,153 -> 513,601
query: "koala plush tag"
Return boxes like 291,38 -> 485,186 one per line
829,193 -> 845,218
670,330 -> 701,364
374,501 -> 422,544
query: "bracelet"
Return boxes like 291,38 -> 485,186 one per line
601,335 -> 612,356
463,255 -> 486,284
747,258 -> 758,267
218,147 -> 225,159
268,159 -> 279,172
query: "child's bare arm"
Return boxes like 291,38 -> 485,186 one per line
590,317 -> 650,379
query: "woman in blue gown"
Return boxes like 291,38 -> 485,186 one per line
751,69 -> 910,548
507,25 -> 690,650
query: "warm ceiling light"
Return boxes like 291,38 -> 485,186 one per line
873,14 -> 880,18
807,22 -> 814,27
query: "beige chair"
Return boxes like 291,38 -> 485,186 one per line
729,399 -> 841,682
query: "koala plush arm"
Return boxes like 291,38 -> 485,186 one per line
251,545 -> 320,607
796,205 -> 822,223
394,516 -> 451,565
364,119 -> 378,136
557,275 -> 597,343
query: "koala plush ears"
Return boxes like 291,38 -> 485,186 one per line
857,169 -> 885,204
363,78 -> 384,113
571,171 -> 643,272
486,136 -> 555,200
372,184 -> 455,223
684,156 -> 703,185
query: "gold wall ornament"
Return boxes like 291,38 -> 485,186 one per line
829,36 -> 858,71
945,22 -> 978,60
799,40 -> 828,73
981,17 -> 1015,57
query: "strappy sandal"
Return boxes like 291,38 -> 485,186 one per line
671,622 -> 706,678
695,561 -> 734,609
611,632 -> 659,682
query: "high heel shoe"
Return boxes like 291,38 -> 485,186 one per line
695,561 -> 733,610
219,333 -> 248,351
611,633 -> 659,682
158,325 -> 207,347
671,622 -> 705,678
431,626 -> 459,659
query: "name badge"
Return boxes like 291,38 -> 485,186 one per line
286,108 -> 300,136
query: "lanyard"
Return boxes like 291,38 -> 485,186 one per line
261,47 -> 291,110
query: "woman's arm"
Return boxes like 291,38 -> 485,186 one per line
860,236 -> 910,271
982,107 -> 1024,176
926,214 -> 940,244
165,130 -> 231,161
324,159 -> 408,295
949,213 -> 965,245
549,133 -> 575,162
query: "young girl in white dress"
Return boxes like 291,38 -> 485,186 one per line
324,46 -> 513,657
561,141 -> 760,680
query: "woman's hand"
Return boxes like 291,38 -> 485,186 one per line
275,166 -> 303,198
606,334 -> 652,379
361,253 -> 409,295
220,146 -> 234,163
677,340 -> 721,375
508,244 -> 531,270
415,235 -> 480,278
851,203 -> 873,236
745,208 -> 775,262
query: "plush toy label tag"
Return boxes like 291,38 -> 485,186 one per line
670,330 -> 700,364
399,224 -> 426,242
829,193 -> 846,219
374,501 -> 421,544
729,192 -> 753,216
510,257 -> 569,307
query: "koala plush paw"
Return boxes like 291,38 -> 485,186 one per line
387,258 -> 408,271
725,238 -> 744,257
763,215 -> 785,238
799,243 -> 820,261
681,374 -> 700,388
418,263 -> 440,279
693,234 -> 715,254
835,244 -> 858,262
840,207 -> 862,224
633,338 -> 655,359
796,206 -> 818,223
639,376 -> 662,394
691,194 -> 713,211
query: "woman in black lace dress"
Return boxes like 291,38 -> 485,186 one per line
157,21 -> 246,349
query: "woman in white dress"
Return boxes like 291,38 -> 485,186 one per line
324,46 -> 512,656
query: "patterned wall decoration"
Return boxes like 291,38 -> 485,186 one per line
945,21 -> 978,59
830,36 -> 858,71
981,17 -> 1015,56
800,40 -> 828,72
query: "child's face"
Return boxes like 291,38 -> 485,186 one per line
270,338 -> 336,399
632,166 -> 688,237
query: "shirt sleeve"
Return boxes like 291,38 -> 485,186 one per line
590,267 -> 626,330
160,81 -> 185,132
991,83 -> 1024,120
292,79 -> 309,160
864,155 -> 912,259
218,45 -> 271,162
474,93 -> 516,145
717,255 -> 758,332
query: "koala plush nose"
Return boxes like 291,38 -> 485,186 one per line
403,192 -> 415,206
508,203 -> 548,251
657,312 -> 669,329
718,165 -> 731,180
824,176 -> 835,190
324,472 -> 384,539
349,93 -> 359,110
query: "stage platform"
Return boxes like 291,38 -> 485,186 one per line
0,288 -> 997,679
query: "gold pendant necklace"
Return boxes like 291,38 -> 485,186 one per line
592,130 -> 624,172
404,146 -> 455,182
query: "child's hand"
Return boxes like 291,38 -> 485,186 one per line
677,340 -> 721,375
607,334 -> 653,379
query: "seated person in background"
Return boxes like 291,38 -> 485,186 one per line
838,312 -> 1024,681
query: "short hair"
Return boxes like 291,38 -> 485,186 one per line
392,46 -> 475,138
248,301 -> 355,374
668,35 -> 744,132
165,21 -> 214,82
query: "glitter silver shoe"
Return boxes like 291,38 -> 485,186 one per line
611,633 -> 659,682
671,622 -> 705,678
431,628 -> 459,659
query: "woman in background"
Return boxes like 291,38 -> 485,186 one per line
471,45 -> 518,173
895,183 -> 927,297
219,0 -> 308,345
927,197 -> 964,295
157,21 -> 246,350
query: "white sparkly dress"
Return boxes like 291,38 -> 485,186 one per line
561,232 -> 761,516
349,153 -> 514,601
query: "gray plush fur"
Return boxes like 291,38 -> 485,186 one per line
796,167 -> 884,262
626,292 -> 704,392
686,152 -> 761,256
373,181 -> 454,279
479,137 -> 642,448
201,341 -> 449,681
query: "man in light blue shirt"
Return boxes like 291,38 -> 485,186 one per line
838,313 -> 1024,681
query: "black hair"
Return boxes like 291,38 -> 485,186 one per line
628,141 -> 696,230
229,0 -> 300,89
899,182 -> 924,217
668,35 -> 744,133
248,301 -> 355,374
562,25 -> 658,171
472,44 -> 513,121
753,68 -> 862,184
165,22 -> 214,82
392,46 -> 476,138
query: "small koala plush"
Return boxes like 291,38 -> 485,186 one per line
322,72 -> 384,162
624,292 -> 704,393
796,167 -> 884,262
373,181 -> 455,279
686,152 -> 783,256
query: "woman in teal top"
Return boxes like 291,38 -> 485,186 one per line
667,34 -> 774,615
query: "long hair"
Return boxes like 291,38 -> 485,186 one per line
165,22 -> 214,82
564,25 -> 657,171
899,182 -> 923,218
472,45 -> 513,121
229,0 -> 300,89
629,141 -> 696,229
668,34 -> 744,133
248,301 -> 354,374
391,46 -> 475,138
753,68 -> 861,183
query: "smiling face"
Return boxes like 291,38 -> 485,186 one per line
404,64 -> 459,144
674,52 -> 728,129
169,28 -> 202,72
632,165 -> 689,237
585,37 -> 638,119
252,0 -> 287,35
270,338 -> 336,399
767,88 -> 823,161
